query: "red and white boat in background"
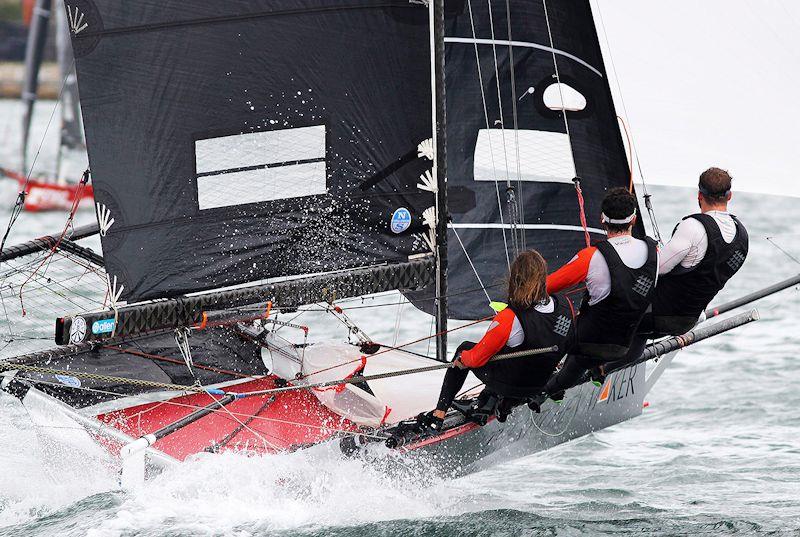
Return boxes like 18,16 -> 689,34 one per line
1,167 -> 94,212
6,0 -> 92,212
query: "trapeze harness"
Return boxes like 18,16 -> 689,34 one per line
493,295 -> 575,396
435,294 -> 575,412
575,237 -> 659,359
649,213 -> 749,336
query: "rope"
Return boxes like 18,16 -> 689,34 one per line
504,0 -> 525,251
25,377 -> 390,441
593,0 -> 663,244
542,0 -> 590,250
452,226 -> 492,305
486,0 -> 522,258
528,383 -> 584,437
17,169 -> 90,316
1,361 -> 203,393
102,345 -> 259,380
0,60 -> 76,259
572,178 -> 591,247
234,344 -> 559,399
466,0 -> 511,269
301,315 -> 493,379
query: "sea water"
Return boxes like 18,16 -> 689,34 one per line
0,99 -> 797,536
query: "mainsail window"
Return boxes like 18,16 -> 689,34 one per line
542,83 -> 587,112
195,125 -> 326,210
472,129 -> 576,184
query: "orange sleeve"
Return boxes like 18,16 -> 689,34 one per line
546,246 -> 596,294
460,308 -> 516,368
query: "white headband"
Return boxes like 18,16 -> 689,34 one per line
601,209 -> 636,225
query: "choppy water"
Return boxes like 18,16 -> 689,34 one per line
0,99 -> 798,536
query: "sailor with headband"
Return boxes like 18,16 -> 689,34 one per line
541,187 -> 659,401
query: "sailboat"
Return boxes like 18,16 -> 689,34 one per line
0,0 -> 93,212
0,0 -> 788,481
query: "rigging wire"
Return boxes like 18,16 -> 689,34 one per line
466,0 -> 511,269
765,236 -> 800,266
452,226 -> 493,306
16,170 -> 90,315
486,0 -> 521,257
21,378 -> 390,441
541,0 -> 590,248
0,60 -> 76,259
592,0 -> 663,243
504,0 -> 526,251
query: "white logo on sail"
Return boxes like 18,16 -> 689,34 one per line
422,206 -> 436,252
417,138 -> 434,161
416,169 -> 436,193
66,5 -> 89,35
96,202 -> 115,236
106,273 -> 124,309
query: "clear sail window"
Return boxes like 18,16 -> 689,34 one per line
542,83 -> 587,112
473,129 -> 576,184
195,125 -> 326,210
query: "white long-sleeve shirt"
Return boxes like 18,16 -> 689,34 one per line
659,211 -> 736,274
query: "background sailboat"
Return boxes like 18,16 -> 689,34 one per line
0,0 -> 93,212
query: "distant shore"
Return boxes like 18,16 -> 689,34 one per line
0,61 -> 60,99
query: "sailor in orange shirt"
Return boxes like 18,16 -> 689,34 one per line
543,188 -> 659,401
416,250 -> 575,434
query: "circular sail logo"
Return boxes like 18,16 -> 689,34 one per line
69,316 -> 87,344
390,208 -> 412,234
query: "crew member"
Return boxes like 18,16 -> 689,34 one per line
418,250 -> 575,433
543,187 -> 658,399
648,167 -> 748,336
611,167 -> 750,368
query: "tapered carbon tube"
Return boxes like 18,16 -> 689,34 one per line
705,274 -> 800,318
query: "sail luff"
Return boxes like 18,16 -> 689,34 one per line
20,0 -> 53,173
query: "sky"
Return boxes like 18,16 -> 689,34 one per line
593,0 -> 799,196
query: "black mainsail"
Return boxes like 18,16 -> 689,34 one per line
408,0 -> 646,319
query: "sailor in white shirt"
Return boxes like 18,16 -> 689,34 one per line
632,167 -> 749,355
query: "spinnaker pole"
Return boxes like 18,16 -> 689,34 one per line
705,274 -> 800,319
20,0 -> 53,173
430,0 -> 449,362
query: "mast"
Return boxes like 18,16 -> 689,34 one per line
20,0 -> 52,173
430,0 -> 449,362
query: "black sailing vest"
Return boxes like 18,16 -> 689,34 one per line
652,214 -> 748,331
576,237 -> 659,359
478,294 -> 575,398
